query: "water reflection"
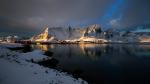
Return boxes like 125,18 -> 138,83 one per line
79,44 -> 107,60
33,44 -> 54,51
32,44 -> 150,84
35,44 -> 150,60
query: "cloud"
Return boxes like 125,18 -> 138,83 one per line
0,0 -> 150,36
109,14 -> 122,28
110,19 -> 119,27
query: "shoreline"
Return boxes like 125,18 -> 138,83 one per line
0,43 -> 88,84
15,40 -> 150,45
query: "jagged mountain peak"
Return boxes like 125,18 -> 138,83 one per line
31,24 -> 104,41
87,24 -> 101,30
84,24 -> 102,34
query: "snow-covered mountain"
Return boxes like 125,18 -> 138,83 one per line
104,28 -> 150,43
30,24 -> 103,41
47,24 -> 102,40
30,24 -> 150,43
117,24 -> 150,32
48,27 -> 83,40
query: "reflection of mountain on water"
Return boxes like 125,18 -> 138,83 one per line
32,44 -> 54,51
31,44 -> 150,84
33,44 -> 104,60
79,44 -> 107,60
32,44 -> 150,61
31,44 -> 150,70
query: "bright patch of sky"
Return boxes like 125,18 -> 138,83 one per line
132,26 -> 150,32
100,0 -> 125,28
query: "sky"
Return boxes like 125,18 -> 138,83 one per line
0,0 -> 150,36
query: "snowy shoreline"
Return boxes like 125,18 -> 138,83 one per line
0,43 -> 88,84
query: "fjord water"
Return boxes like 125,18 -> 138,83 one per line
33,44 -> 150,84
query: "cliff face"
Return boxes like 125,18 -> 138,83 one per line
48,24 -> 102,40
48,27 -> 83,40
83,24 -> 102,38
30,28 -> 55,42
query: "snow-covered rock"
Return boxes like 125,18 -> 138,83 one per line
83,24 -> 102,38
20,50 -> 51,62
48,27 -> 83,40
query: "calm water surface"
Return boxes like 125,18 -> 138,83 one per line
32,44 -> 150,84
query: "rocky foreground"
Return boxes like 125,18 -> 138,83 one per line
0,43 -> 87,84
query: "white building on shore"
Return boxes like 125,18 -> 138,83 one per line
6,35 -> 19,43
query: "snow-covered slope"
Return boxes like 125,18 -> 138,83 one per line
83,24 -> 102,38
48,24 -> 102,40
48,27 -> 84,40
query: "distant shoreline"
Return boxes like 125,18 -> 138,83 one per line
15,40 -> 150,45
